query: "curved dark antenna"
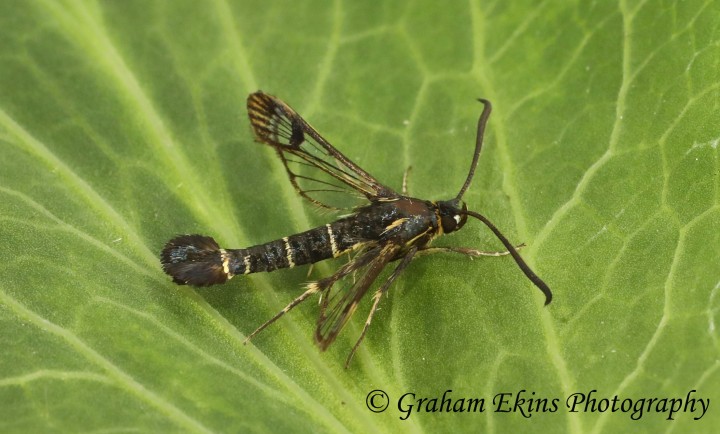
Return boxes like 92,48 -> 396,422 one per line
460,209 -> 552,305
456,99 -> 492,201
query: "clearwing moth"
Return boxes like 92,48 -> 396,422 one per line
161,91 -> 552,367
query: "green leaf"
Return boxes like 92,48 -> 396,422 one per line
1,0 -> 718,432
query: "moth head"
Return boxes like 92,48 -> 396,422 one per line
437,199 -> 468,233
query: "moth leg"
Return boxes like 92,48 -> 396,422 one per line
244,284 -> 320,344
415,243 -> 525,259
345,246 -> 417,368
401,166 -> 412,195
348,253 -> 357,285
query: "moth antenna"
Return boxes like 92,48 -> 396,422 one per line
456,99 -> 492,201
161,235 -> 230,286
460,210 -> 552,305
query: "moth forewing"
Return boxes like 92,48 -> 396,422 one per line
315,244 -> 399,349
247,92 -> 396,210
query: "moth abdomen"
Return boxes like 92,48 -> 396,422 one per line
161,234 -> 230,286
161,224 -> 342,286
227,224 -> 345,275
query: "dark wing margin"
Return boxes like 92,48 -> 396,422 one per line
247,91 -> 399,210
313,243 -> 400,349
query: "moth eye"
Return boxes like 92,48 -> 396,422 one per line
453,215 -> 461,224
441,215 -> 457,232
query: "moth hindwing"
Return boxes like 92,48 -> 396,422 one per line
161,91 -> 552,368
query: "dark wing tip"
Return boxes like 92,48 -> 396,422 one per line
247,91 -> 272,110
160,235 -> 229,286
246,91 -> 305,151
247,91 -> 281,144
